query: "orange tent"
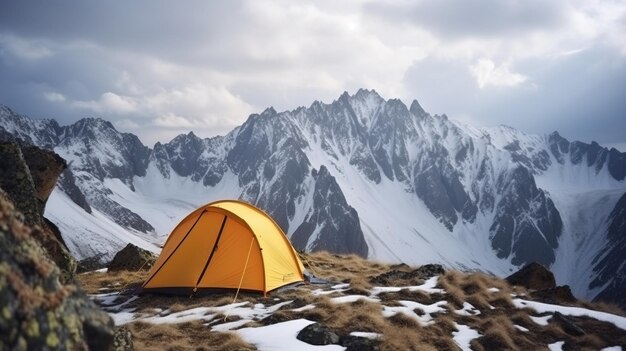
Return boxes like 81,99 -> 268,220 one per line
142,200 -> 304,295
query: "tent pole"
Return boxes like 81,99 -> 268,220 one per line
224,235 -> 255,321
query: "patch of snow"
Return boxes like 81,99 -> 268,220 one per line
487,287 -> 500,293
370,276 -> 445,295
600,347 -> 623,351
548,341 -> 564,351
349,331 -> 381,340
236,319 -> 346,351
529,315 -> 552,326
101,299 -> 292,327
452,323 -> 481,351
211,319 -> 252,332
514,325 -> 529,332
330,295 -> 379,304
312,288 -> 348,296
292,305 -> 315,312
514,299 -> 626,330
454,302 -> 480,316
109,310 -> 137,326
382,300 -> 447,325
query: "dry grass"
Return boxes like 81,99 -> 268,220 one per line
304,297 -> 389,334
78,251 -> 626,351
77,269 -> 149,294
378,288 -> 434,305
300,251 -> 390,283
417,314 -> 460,350
129,321 -> 256,351
439,270 -> 473,308
381,327 -> 435,351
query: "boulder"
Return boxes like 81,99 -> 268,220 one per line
506,262 -> 556,290
0,190 -> 115,350
370,264 -> 445,285
296,323 -> 340,345
340,335 -> 381,351
0,141 -> 75,281
108,243 -> 156,272
20,145 -> 67,216
77,253 -> 109,273
531,285 -> 577,305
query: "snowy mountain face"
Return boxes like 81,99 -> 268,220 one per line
1,89 -> 624,307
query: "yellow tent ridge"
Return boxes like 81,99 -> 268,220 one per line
141,200 -> 305,295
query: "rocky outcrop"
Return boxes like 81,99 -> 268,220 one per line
590,191 -> 626,309
0,190 -> 114,350
490,167 -> 562,266
505,263 -> 556,290
20,145 -> 67,216
340,335 -> 380,351
0,141 -> 75,280
531,285 -> 577,305
370,264 -> 445,285
0,141 -> 43,225
296,323 -> 340,346
291,166 -> 368,257
108,244 -> 156,272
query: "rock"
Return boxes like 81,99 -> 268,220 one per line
108,243 -> 156,272
77,253 -> 109,273
340,335 -> 381,351
0,141 -> 76,281
0,141 -> 42,225
389,263 -> 412,271
112,326 -> 134,351
531,285 -> 577,304
506,262 -> 556,290
20,145 -> 67,216
296,323 -> 340,346
0,190 -> 115,350
370,264 -> 445,285
553,312 -> 585,336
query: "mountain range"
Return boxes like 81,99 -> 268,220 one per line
1,89 -> 624,308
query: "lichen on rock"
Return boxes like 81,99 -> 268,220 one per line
0,190 -> 115,350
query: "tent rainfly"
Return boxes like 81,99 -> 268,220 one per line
141,200 -> 305,295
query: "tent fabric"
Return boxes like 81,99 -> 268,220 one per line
142,200 -> 305,295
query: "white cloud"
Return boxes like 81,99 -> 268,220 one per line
72,92 -> 137,114
470,59 -> 527,88
43,91 -> 66,102
153,113 -> 195,128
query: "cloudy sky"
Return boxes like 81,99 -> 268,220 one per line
0,0 -> 625,149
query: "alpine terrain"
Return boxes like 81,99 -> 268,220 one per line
0,89 -> 624,308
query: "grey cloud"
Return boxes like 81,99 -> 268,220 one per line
0,0 -> 625,148
403,45 -> 626,145
365,0 -> 567,38
0,1 -> 248,67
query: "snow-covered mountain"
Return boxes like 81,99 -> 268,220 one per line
1,89 -> 624,307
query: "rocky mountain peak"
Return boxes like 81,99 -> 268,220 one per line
409,99 -> 427,117
262,106 -> 277,116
